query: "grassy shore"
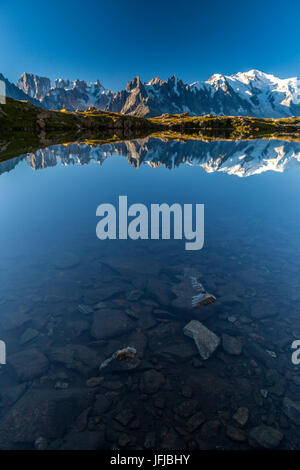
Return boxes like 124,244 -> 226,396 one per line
1,98 -> 300,135
1,98 -> 300,161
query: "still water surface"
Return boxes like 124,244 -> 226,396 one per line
0,137 -> 300,449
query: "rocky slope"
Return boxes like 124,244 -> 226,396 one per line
1,69 -> 298,118
107,71 -> 300,118
17,73 -> 114,111
0,73 -> 42,107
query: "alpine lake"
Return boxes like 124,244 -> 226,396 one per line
0,134 -> 300,450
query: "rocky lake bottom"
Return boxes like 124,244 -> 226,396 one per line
0,138 -> 300,450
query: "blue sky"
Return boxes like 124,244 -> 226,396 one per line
1,0 -> 300,90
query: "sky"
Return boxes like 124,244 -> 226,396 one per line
1,0 -> 300,90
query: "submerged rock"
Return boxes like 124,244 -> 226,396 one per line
0,388 -> 91,446
172,268 -> 216,309
91,309 -> 134,339
99,346 -> 137,370
48,344 -> 101,376
60,430 -> 105,450
8,348 -> 49,381
0,384 -> 27,408
77,304 -> 94,315
114,409 -> 135,426
34,436 -> 48,450
232,407 -> 249,426
282,396 -> 300,425
144,431 -> 156,449
175,399 -> 199,418
186,411 -> 205,432
140,369 -> 165,394
84,283 -> 129,304
86,377 -> 104,388
222,333 -> 243,356
183,320 -> 220,360
20,328 -> 39,345
126,289 -> 144,301
226,425 -> 246,442
248,425 -> 283,449
53,252 -> 80,269
147,279 -> 173,306
1,310 -> 30,331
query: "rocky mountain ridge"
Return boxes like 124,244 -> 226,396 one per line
1,69 -> 297,118
17,73 -> 114,111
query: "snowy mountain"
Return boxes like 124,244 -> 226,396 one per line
7,69 -> 300,117
0,73 -> 42,107
17,73 -> 114,111
2,138 -> 300,178
107,70 -> 300,118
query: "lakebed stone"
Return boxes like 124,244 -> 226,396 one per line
186,411 -> 205,432
147,279 -> 173,306
140,369 -> 165,394
53,252 -> 80,269
248,425 -> 283,449
20,328 -> 39,345
232,407 -> 249,426
59,430 -> 105,450
84,284 -> 129,304
183,320 -> 220,360
282,396 -> 300,425
8,348 -> 49,381
48,344 -> 101,376
226,425 -> 246,442
0,389 -> 91,446
222,333 -> 243,356
91,309 -> 134,339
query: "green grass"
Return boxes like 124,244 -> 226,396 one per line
0,98 -> 300,162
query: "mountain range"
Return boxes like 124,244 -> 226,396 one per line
2,70 -> 300,118
1,138 -> 300,178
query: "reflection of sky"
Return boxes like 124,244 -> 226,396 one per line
1,142 -> 300,283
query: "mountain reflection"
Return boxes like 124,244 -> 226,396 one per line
1,137 -> 300,177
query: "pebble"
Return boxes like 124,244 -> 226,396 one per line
282,396 -> 300,425
222,333 -> 243,356
144,431 -> 156,449
183,320 -> 220,360
232,407 -> 249,426
228,316 -> 237,323
54,381 -> 69,390
248,425 -> 283,449
20,328 -> 39,345
226,425 -> 246,442
126,290 -> 144,301
34,436 -> 48,450
186,411 -> 205,432
86,377 -> 104,388
77,304 -> 94,315
114,409 -> 134,426
260,389 -> 268,398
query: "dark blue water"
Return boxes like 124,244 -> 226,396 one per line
1,138 -> 300,450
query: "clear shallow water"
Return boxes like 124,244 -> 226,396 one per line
1,137 -> 300,449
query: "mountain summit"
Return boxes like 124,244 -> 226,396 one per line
8,70 -> 300,117
17,73 -> 114,111
106,70 -> 300,118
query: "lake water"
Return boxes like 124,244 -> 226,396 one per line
1,137 -> 300,449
